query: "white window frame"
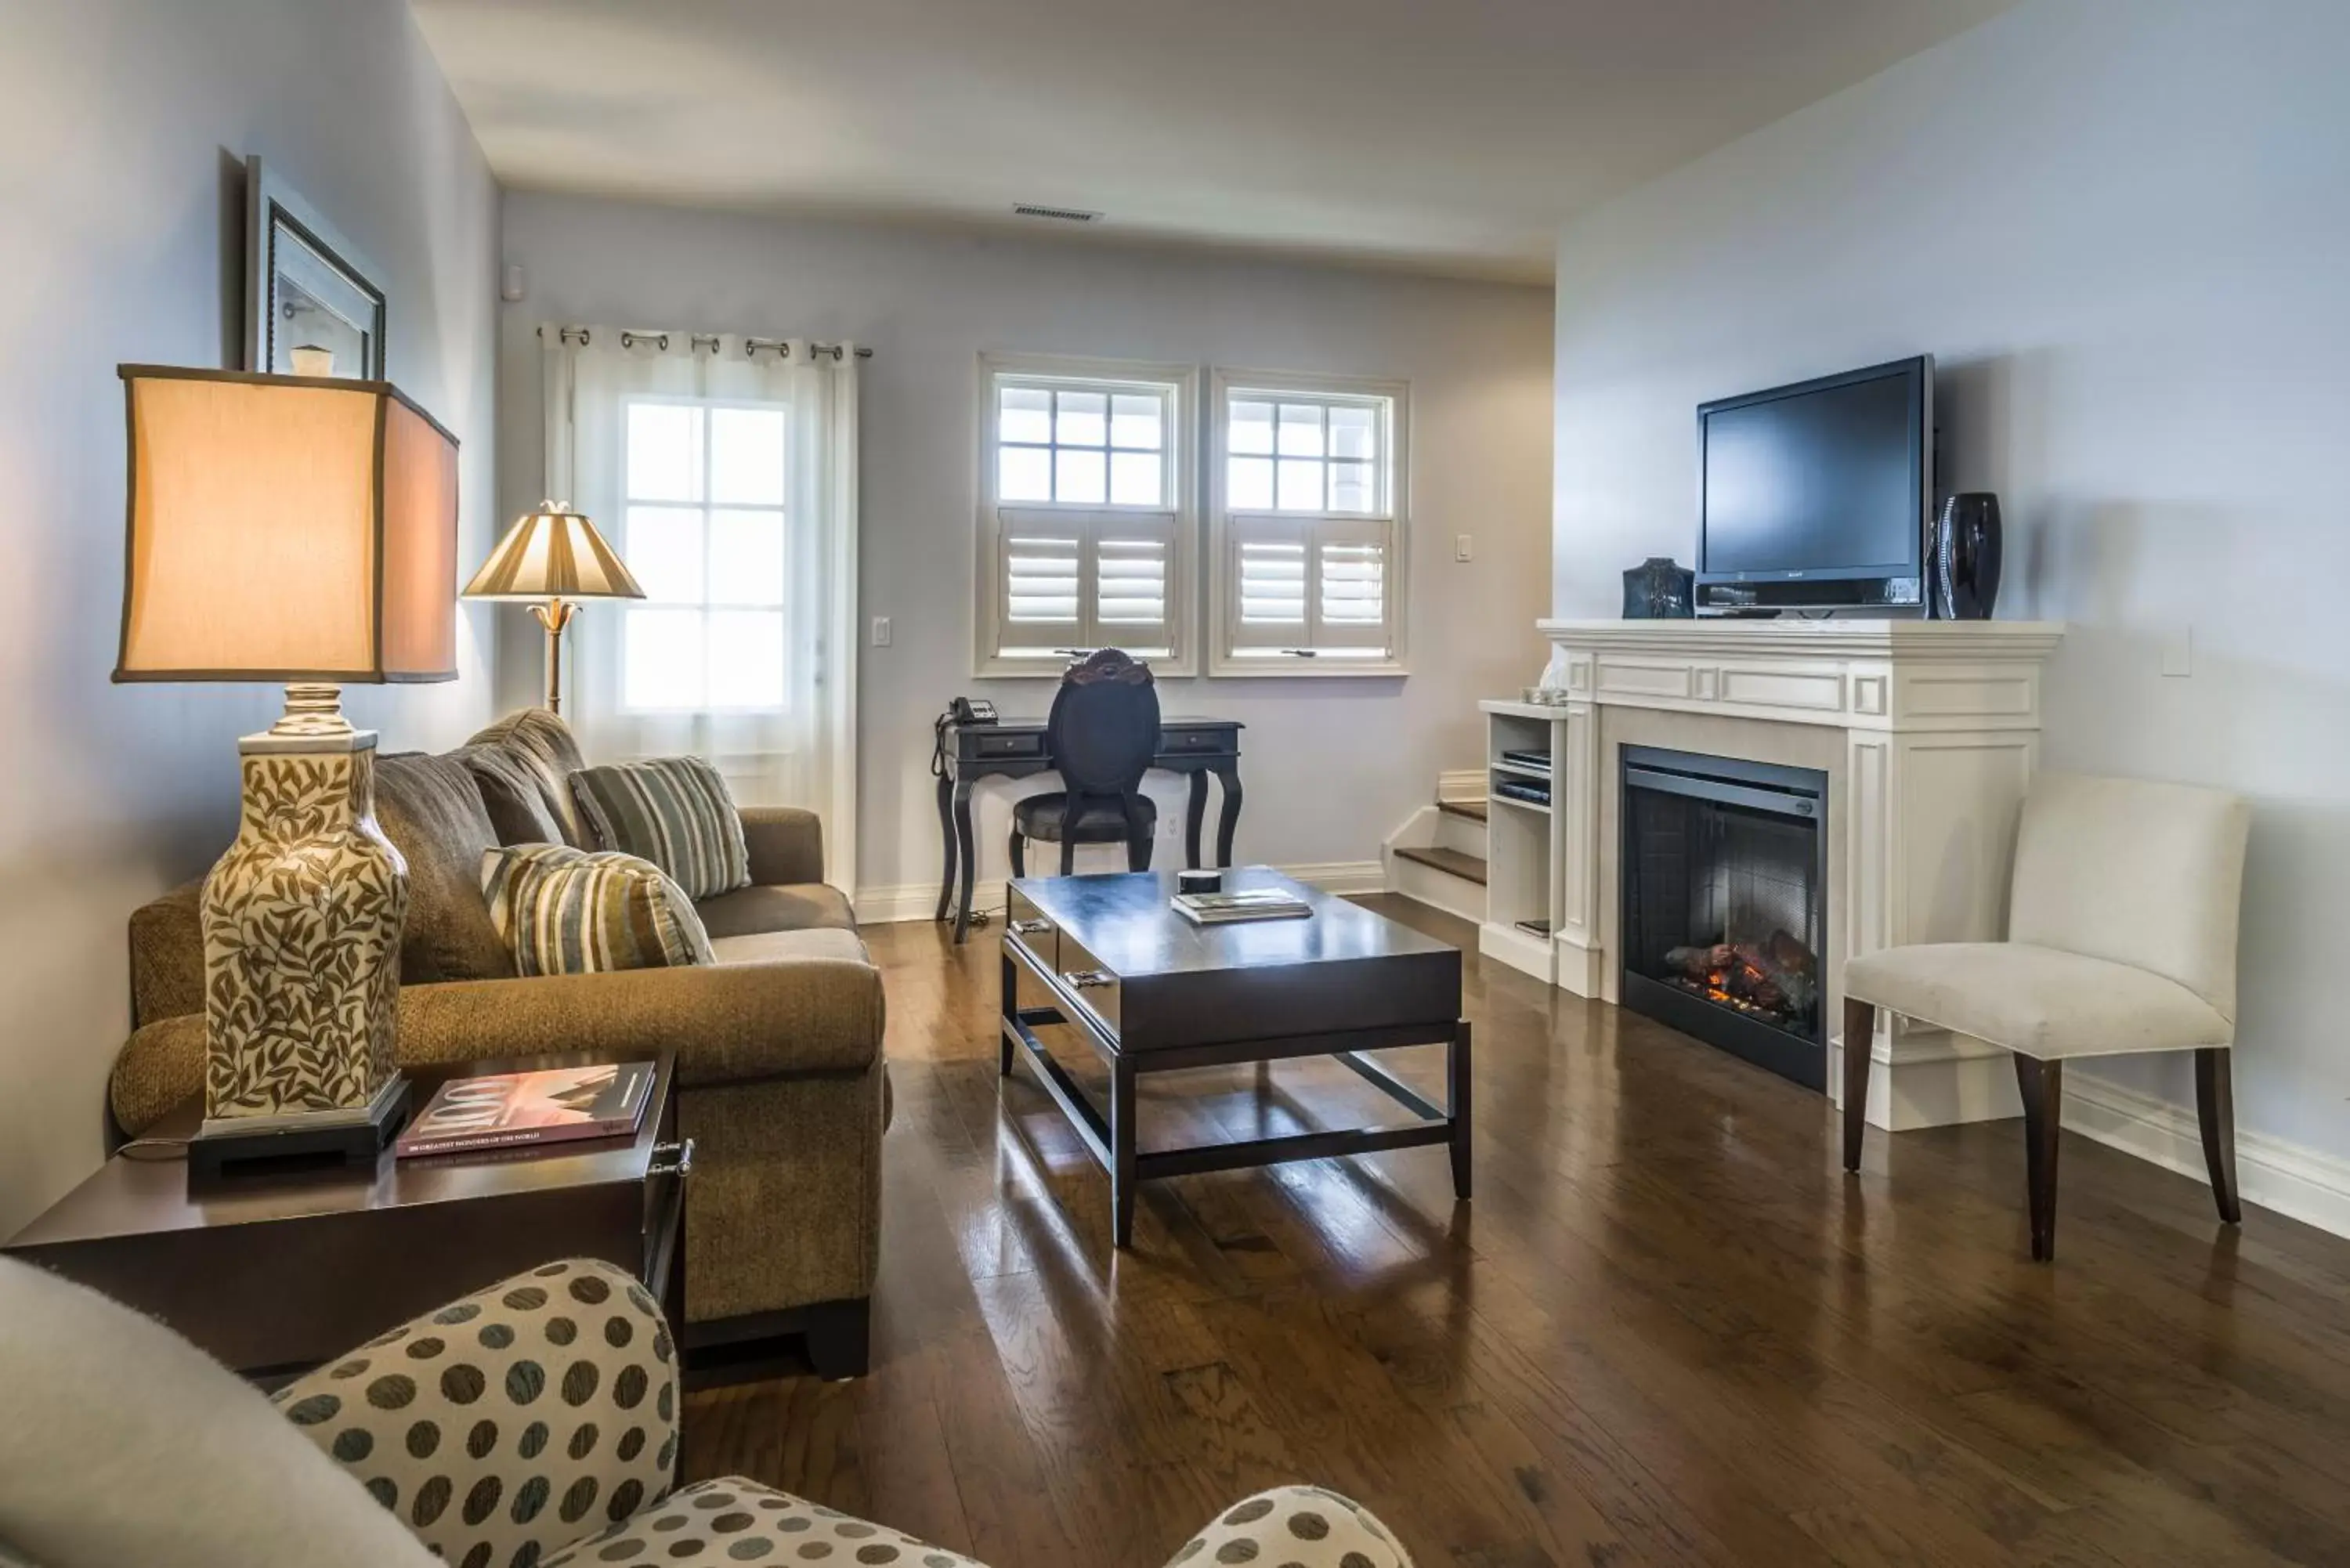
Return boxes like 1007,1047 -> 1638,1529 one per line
1209,367 -> 1410,677
617,392 -> 794,714
975,352 -> 1198,678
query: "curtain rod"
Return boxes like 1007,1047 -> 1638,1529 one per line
539,326 -> 871,359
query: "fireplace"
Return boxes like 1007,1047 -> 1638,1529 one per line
1619,746 -> 1828,1089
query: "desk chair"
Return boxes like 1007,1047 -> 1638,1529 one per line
1010,649 -> 1160,877
1842,771 -> 2251,1261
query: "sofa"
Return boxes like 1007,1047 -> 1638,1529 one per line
107,709 -> 886,1376
0,1253 -> 1415,1568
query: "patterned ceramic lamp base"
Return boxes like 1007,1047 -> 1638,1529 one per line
199,683 -> 408,1131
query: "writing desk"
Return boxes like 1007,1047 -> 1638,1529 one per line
935,717 -> 1244,942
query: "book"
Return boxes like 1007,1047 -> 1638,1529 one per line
394,1062 -> 656,1158
1500,748 -> 1553,770
1172,888 -> 1314,925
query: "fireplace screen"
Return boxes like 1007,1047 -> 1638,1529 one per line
1620,746 -> 1828,1088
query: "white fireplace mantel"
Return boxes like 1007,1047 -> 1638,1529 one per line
1528,616 -> 2066,1132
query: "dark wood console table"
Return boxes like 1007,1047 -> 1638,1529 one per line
935,716 -> 1243,942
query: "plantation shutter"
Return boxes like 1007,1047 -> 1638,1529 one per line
998,510 -> 1084,656
1091,512 -> 1175,656
1310,517 -> 1391,651
1229,515 -> 1310,652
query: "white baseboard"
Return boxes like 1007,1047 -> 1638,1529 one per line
2061,1071 -> 2350,1241
854,859 -> 1385,927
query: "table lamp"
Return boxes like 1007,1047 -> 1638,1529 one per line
461,502 -> 642,715
115,365 -> 459,1176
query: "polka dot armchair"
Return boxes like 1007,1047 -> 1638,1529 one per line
0,1253 -> 1411,1568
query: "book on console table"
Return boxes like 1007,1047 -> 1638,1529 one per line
1173,888 -> 1313,925
393,1061 -> 656,1158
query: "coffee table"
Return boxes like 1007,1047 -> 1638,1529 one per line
999,868 -> 1468,1246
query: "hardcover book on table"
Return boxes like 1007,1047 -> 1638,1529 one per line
1172,888 -> 1314,924
393,1062 -> 656,1158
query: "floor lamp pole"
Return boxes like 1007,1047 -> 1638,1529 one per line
529,596 -> 580,715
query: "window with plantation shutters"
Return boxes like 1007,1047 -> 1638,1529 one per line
977,355 -> 1195,675
1210,371 -> 1408,675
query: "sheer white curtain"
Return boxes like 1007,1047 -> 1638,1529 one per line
542,325 -> 859,894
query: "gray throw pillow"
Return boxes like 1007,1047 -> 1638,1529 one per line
567,756 -> 753,901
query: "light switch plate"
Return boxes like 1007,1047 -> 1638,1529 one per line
870,616 -> 892,648
1455,533 -> 1473,562
2160,626 -> 2192,678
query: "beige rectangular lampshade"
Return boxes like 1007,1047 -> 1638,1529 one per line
116,367 -> 460,682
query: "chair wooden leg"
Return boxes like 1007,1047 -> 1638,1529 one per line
1842,997 -> 1875,1172
2196,1047 -> 2243,1225
1009,831 -> 1026,879
1059,797 -> 1079,877
2015,1053 -> 2063,1262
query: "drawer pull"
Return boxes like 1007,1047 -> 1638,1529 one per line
1010,919 -> 1053,936
1063,969 -> 1116,990
650,1138 -> 696,1179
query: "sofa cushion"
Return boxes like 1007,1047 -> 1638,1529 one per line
1843,941 -> 2234,1060
569,757 -> 751,901
374,753 -> 516,983
484,844 -> 715,976
706,927 -> 869,969
468,708 -> 590,847
456,742 -> 569,845
129,878 -> 206,1027
694,883 -> 858,941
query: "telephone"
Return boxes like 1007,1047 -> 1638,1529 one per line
945,696 -> 998,726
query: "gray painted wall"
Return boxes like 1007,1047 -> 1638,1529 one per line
494,193 -> 1555,902
0,0 -> 500,1234
1551,0 -> 2350,1156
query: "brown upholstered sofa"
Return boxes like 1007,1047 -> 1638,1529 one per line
109,709 -> 885,1376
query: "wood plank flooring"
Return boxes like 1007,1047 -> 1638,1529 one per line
683,898 -> 2350,1566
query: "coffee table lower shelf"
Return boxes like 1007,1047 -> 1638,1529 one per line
999,943 -> 1470,1248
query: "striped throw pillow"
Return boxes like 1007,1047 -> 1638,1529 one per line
568,757 -> 753,901
481,844 -> 715,977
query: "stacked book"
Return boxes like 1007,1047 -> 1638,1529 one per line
1172,887 -> 1314,925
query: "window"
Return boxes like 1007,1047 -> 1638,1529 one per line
1210,370 -> 1408,674
978,354 -> 1195,676
620,397 -> 790,710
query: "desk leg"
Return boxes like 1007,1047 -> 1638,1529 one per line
1213,764 -> 1243,868
999,947 -> 1016,1077
934,773 -> 957,923
952,781 -> 980,945
1184,772 -> 1209,871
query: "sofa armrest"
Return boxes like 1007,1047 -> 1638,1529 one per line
271,1259 -> 679,1567
128,878 -> 206,1028
112,957 -> 885,1137
739,804 -> 824,887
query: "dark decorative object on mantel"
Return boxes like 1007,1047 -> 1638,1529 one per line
1932,493 -> 2004,619
1622,557 -> 1696,619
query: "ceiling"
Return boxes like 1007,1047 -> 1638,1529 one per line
410,0 -> 2020,282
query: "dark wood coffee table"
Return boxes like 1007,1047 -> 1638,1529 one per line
999,869 -> 1467,1246
4,1051 -> 685,1379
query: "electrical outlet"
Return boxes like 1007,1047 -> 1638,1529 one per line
1455,533 -> 1473,562
870,616 -> 892,648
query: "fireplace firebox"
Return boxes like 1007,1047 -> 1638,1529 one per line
1619,746 -> 1828,1089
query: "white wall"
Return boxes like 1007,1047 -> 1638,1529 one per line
0,1 -> 501,1234
494,194 -> 1554,903
1551,0 -> 2350,1164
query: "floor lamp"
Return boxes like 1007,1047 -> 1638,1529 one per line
462,501 -> 643,715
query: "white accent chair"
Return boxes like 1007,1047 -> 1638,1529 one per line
1841,771 -> 2251,1261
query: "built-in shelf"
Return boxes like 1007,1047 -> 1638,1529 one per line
1490,793 -> 1551,818
1491,760 -> 1552,782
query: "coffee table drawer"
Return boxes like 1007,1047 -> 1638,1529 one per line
1054,925 -> 1122,1038
1004,885 -> 1058,972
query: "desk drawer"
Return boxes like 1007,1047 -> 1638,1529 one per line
1004,885 -> 1058,971
1054,926 -> 1122,1039
968,728 -> 1046,761
1160,727 -> 1231,754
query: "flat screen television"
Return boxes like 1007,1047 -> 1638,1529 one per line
1695,356 -> 1932,614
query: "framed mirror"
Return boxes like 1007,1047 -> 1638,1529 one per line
244,155 -> 386,380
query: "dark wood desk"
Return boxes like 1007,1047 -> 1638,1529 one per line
4,1053 -> 684,1379
935,716 -> 1244,942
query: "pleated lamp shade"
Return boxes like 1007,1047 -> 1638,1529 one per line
462,502 -> 644,602
114,367 -> 460,682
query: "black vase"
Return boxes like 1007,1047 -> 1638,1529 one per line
1932,493 -> 2003,620
1622,557 -> 1695,619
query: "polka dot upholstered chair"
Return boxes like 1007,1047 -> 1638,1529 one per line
0,1255 -> 1412,1568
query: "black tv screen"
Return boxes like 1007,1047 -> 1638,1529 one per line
1698,357 -> 1929,587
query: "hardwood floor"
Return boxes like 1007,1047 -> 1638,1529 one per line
684,898 -> 2350,1566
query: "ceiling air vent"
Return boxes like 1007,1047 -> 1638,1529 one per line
1012,203 -> 1101,224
